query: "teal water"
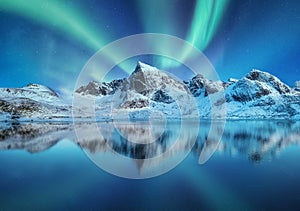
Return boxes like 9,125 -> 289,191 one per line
0,120 -> 300,210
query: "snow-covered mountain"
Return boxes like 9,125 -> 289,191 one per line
0,84 -> 70,121
1,62 -> 300,120
75,62 -> 300,119
224,70 -> 300,119
74,61 -> 198,120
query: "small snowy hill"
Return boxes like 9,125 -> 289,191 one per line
0,83 -> 59,103
0,84 -> 70,120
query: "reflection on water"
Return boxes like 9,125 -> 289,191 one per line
1,120 -> 300,209
219,121 -> 300,162
0,122 -> 74,153
77,121 -> 184,159
1,120 -> 300,164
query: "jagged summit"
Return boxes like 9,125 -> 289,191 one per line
186,73 -> 226,97
133,61 -> 159,74
118,61 -> 191,111
137,61 -> 158,70
75,79 -> 124,96
129,61 -> 187,93
76,81 -> 101,96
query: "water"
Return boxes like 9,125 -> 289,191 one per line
0,120 -> 300,210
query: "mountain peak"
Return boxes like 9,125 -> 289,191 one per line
244,69 -> 291,94
25,83 -> 52,91
75,79 -> 124,96
133,61 -> 159,74
23,83 -> 59,97
137,61 -> 146,67
246,69 -> 274,82
137,61 -> 154,69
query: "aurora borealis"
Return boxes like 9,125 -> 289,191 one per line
0,0 -> 105,50
180,0 -> 230,63
0,0 -> 300,95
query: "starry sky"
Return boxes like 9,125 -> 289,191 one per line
0,0 -> 300,96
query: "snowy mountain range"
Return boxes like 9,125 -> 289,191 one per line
75,61 -> 300,120
1,61 -> 300,120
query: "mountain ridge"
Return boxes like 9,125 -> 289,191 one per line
1,61 -> 300,120
75,61 -> 300,120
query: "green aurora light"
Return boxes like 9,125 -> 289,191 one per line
0,0 -> 106,50
188,0 -> 230,50
0,0 -> 230,77
0,0 -> 134,77
180,0 -> 230,62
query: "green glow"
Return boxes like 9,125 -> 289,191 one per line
0,0 -> 230,75
135,0 -> 176,35
188,0 -> 230,49
0,0 -> 107,50
0,0 -> 133,77
135,0 -> 180,69
181,0 -> 230,61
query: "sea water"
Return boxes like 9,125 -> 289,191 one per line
0,120 -> 299,210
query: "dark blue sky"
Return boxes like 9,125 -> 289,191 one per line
0,0 -> 299,95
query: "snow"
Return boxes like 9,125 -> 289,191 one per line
137,61 -> 160,72
58,65 -> 300,121
294,81 -> 300,91
228,78 -> 238,83
1,63 -> 300,121
0,84 -> 70,121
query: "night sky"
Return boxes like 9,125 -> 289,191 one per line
0,0 -> 300,96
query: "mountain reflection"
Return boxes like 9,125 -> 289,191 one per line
0,122 -> 74,153
219,121 -> 300,162
0,120 -> 300,164
76,121 -> 197,161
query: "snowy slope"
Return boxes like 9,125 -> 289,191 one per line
223,70 -> 300,119
0,84 -> 70,120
